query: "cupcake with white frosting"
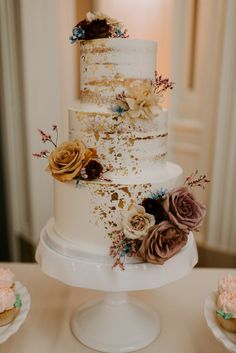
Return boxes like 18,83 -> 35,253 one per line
216,274 -> 236,332
0,268 -> 22,326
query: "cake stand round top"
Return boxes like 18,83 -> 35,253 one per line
35,221 -> 198,292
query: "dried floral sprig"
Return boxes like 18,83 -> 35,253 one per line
109,230 -> 140,270
32,150 -> 50,159
33,125 -> 58,159
184,170 -> 210,189
152,71 -> 175,95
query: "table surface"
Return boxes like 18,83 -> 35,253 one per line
0,262 -> 234,353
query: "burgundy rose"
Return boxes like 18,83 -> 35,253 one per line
165,186 -> 206,231
81,160 -> 103,180
142,198 -> 169,224
81,19 -> 111,39
138,221 -> 188,264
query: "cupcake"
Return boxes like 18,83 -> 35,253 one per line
0,268 -> 22,326
216,274 -> 236,332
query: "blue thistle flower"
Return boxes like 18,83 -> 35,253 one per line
111,104 -> 127,116
70,26 -> 85,43
151,187 -> 168,200
115,27 -> 123,36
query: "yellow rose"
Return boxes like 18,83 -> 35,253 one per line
48,140 -> 96,182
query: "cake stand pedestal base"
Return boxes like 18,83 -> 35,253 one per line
36,224 -> 198,352
71,291 -> 160,353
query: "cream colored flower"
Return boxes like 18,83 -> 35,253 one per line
86,11 -> 121,28
122,80 -> 161,120
122,205 -> 155,240
48,140 -> 96,182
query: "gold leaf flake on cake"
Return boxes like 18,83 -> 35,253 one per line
109,146 -> 115,154
154,152 -> 167,161
118,199 -> 125,209
95,189 -> 105,197
111,192 -> 118,201
94,131 -> 100,141
120,187 -> 131,197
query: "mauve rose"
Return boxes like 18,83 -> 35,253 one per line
165,186 -> 206,231
138,221 -> 188,264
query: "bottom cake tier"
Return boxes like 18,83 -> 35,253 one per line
53,162 -> 182,256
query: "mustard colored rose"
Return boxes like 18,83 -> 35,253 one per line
48,140 -> 96,182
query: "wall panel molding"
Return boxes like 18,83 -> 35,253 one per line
207,0 -> 236,253
0,0 -> 30,260
169,0 -> 226,245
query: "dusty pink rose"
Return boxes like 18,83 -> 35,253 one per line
165,186 -> 206,231
138,221 -> 188,264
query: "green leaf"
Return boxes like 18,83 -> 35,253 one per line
216,310 -> 234,320
14,293 -> 22,308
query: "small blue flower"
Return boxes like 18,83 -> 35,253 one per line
120,244 -> 132,257
111,104 -> 127,116
151,188 -> 168,200
115,27 -> 123,37
70,26 -> 85,43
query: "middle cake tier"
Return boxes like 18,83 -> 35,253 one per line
69,104 -> 168,178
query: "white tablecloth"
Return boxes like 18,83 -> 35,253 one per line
0,263 -> 233,353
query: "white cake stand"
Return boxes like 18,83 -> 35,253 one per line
36,222 -> 198,353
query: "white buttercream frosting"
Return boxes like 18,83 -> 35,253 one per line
0,268 -> 14,289
79,38 -> 156,101
217,291 -> 236,315
0,288 -> 16,313
218,274 -> 236,294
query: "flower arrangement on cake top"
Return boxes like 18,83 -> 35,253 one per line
33,126 -> 111,184
110,171 -> 209,270
111,72 -> 174,121
70,12 -> 128,42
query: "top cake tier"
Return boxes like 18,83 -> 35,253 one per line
79,38 -> 157,103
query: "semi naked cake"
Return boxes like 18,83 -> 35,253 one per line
34,12 -> 208,269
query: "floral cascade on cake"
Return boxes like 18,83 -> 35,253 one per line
216,274 -> 236,333
0,269 -> 22,327
35,12 -> 209,270
112,72 -> 174,121
110,171 -> 208,269
33,125 -> 112,184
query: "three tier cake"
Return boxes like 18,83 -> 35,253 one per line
34,12 -> 207,269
